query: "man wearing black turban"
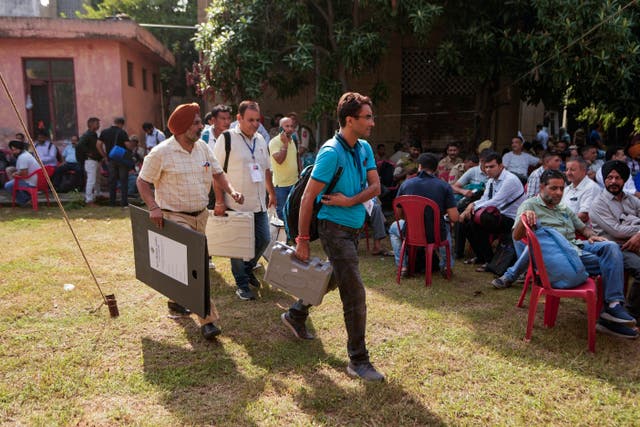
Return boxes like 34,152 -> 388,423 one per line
591,160 -> 640,336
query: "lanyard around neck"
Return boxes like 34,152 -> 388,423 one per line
239,133 -> 256,160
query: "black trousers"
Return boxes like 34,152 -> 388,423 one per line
465,215 -> 515,263
288,219 -> 369,365
108,161 -> 129,207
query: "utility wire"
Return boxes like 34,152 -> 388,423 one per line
503,0 -> 639,95
0,69 -> 109,306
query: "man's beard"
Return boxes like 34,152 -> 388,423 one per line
541,193 -> 560,206
606,184 -> 623,196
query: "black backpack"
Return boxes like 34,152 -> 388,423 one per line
284,164 -> 343,241
207,131 -> 231,209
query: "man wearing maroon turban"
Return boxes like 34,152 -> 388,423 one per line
137,103 -> 244,340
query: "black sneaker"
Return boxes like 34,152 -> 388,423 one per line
201,323 -> 222,340
248,273 -> 261,288
236,288 -> 256,301
281,312 -> 314,340
167,301 -> 191,315
596,319 -> 639,339
346,362 -> 385,382
601,303 -> 637,326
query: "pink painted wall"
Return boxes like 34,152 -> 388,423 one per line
0,38 -> 123,145
118,42 -> 165,139
0,36 -> 166,147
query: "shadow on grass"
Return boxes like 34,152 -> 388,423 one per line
238,328 -> 444,425
360,256 -> 640,394
142,326 -> 443,425
142,276 -> 443,426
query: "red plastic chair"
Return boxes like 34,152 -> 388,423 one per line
521,214 -> 598,353
12,168 -> 51,211
393,195 -> 451,287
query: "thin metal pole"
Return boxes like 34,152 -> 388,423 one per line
0,69 -> 108,304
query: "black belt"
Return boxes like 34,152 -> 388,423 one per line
319,219 -> 362,235
162,208 -> 207,217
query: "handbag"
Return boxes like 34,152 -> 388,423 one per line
486,240 -> 517,276
473,205 -> 501,231
108,145 -> 135,168
473,190 -> 525,230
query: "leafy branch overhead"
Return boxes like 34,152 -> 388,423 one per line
194,0 -> 640,130
192,0 -> 441,121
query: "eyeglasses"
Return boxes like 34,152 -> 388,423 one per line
355,114 -> 375,121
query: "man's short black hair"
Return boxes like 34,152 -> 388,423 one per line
211,104 -> 232,118
142,122 -> 153,131
417,153 -> 438,172
605,146 -> 625,161
377,143 -> 385,149
580,144 -> 597,155
8,140 -> 26,151
36,129 -> 48,138
542,150 -> 561,162
87,117 -> 99,127
482,151 -> 502,164
114,117 -> 125,125
336,92 -> 372,127
465,153 -> 479,163
540,169 -> 565,185
445,141 -> 460,150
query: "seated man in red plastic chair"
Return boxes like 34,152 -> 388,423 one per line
459,151 -> 525,271
3,140 -> 41,206
514,169 -> 637,339
389,153 -> 459,275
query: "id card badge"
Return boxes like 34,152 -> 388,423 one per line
363,199 -> 374,216
249,162 -> 263,182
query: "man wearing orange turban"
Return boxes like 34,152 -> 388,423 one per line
137,103 -> 244,340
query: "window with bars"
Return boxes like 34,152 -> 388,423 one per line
24,58 -> 77,139
402,50 -> 476,96
127,61 -> 134,87
142,68 -> 148,91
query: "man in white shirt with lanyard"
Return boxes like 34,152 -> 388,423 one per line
142,122 -> 166,153
213,100 -> 276,301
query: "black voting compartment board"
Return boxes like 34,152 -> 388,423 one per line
130,205 -> 210,318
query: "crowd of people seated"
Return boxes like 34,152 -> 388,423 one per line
375,124 -> 640,339
0,119 -> 166,207
4,119 -> 640,341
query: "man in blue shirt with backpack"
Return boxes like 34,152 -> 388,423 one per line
281,92 -> 385,381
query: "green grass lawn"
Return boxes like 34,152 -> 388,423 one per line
1,206 -> 639,426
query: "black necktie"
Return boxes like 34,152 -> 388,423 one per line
488,182 -> 494,199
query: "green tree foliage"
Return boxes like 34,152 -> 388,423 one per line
78,0 -> 198,99
194,0 -> 640,131
435,0 -> 640,130
192,0 -> 441,122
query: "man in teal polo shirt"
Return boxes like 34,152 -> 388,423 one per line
280,92 -> 385,381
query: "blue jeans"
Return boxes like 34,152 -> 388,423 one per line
274,185 -> 292,221
389,220 -> 453,270
580,240 -> 626,303
231,211 -> 270,291
4,179 -> 34,205
503,240 -> 529,281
